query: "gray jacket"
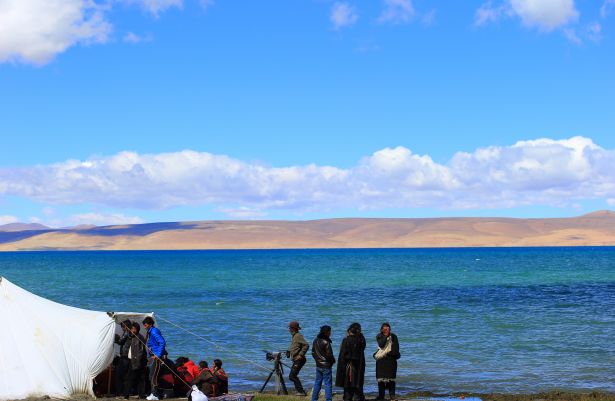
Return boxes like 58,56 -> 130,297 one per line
129,333 -> 147,370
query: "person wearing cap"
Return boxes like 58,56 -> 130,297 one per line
288,321 -> 309,396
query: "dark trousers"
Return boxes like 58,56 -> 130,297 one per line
343,387 -> 356,401
125,366 -> 147,398
148,358 -> 162,397
115,357 -> 130,395
377,381 -> 396,400
289,357 -> 306,394
353,385 -> 365,401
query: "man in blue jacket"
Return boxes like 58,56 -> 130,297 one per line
143,317 -> 167,401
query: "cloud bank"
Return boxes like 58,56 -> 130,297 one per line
1,137 -> 614,216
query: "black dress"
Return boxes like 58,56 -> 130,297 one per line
335,334 -> 365,389
375,333 -> 400,380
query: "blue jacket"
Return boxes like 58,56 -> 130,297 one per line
146,326 -> 167,358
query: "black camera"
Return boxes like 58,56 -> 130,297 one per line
264,350 -> 290,361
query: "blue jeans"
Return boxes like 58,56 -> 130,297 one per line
312,367 -> 332,401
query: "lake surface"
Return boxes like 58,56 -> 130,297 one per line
1,248 -> 615,394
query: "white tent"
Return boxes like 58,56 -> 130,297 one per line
0,277 -> 152,400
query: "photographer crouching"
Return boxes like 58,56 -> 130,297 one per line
288,321 -> 309,396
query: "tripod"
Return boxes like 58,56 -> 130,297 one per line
259,353 -> 289,395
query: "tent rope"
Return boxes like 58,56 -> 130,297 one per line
156,316 -> 272,372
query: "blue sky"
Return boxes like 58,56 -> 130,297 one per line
1,0 -> 615,226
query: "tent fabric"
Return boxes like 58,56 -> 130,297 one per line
0,277 -> 151,400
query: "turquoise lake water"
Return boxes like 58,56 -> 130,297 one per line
1,248 -> 615,394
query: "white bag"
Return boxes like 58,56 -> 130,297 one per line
191,385 -> 209,401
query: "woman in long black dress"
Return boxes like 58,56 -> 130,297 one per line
374,323 -> 400,401
335,323 -> 365,401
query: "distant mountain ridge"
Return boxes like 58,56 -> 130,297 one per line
1,211 -> 615,251
0,223 -> 50,232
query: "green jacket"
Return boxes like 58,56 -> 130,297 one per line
289,332 -> 309,360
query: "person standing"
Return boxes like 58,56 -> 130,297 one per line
124,322 -> 147,400
351,323 -> 366,401
115,319 -> 132,396
374,323 -> 400,401
288,321 -> 309,396
335,323 -> 365,401
143,317 -> 167,401
311,325 -> 335,401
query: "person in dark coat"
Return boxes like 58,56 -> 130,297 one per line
124,322 -> 148,399
352,324 -> 366,401
374,323 -> 400,401
335,323 -> 365,401
115,319 -> 132,396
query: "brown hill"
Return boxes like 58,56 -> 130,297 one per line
1,211 -> 615,251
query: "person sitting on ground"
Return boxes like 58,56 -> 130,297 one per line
192,361 -> 219,398
212,359 -> 229,395
175,357 -> 195,395
184,358 -> 201,379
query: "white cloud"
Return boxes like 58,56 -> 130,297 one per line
563,27 -> 582,44
421,9 -> 436,26
123,31 -> 153,43
216,207 -> 268,219
330,2 -> 358,30
0,215 -> 19,225
585,22 -> 602,42
474,1 -> 511,26
0,0 -> 111,65
608,199 -> 615,207
122,0 -> 183,16
199,0 -> 214,11
123,32 -> 142,43
511,0 -> 578,31
475,0 -> 579,32
69,212 -> 144,226
1,137 -> 615,213
378,0 -> 415,24
601,0 -> 615,18
0,0 -> 184,65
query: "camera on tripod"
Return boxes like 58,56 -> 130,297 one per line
260,350 -> 291,395
265,350 -> 290,361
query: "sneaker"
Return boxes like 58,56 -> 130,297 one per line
146,394 -> 159,401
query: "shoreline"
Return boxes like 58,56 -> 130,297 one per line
18,391 -> 615,401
